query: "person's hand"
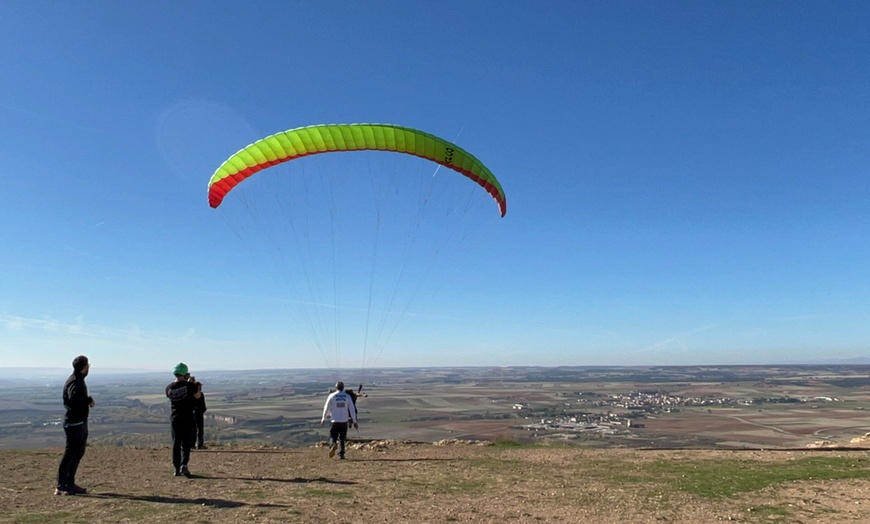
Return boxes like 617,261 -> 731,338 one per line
353,422 -> 359,430
88,398 -> 95,408
320,420 -> 325,426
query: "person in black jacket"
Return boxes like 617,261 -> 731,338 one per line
193,388 -> 207,449
55,355 -> 94,496
346,385 -> 367,410
166,363 -> 202,477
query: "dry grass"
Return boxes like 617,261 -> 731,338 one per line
3,441 -> 870,523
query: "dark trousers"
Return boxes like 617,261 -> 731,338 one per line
329,422 -> 349,457
57,421 -> 88,488
194,412 -> 205,447
170,417 -> 195,470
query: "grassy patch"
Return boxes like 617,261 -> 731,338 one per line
300,488 -> 353,498
11,512 -> 89,524
640,456 -> 870,499
491,438 -> 526,449
404,478 -> 487,495
233,489 -> 268,499
113,504 -> 165,520
744,504 -> 793,523
439,479 -> 487,494
490,438 -> 556,449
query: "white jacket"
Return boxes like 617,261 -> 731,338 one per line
321,390 -> 357,424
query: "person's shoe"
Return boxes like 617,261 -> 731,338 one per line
173,469 -> 181,477
71,484 -> 87,494
180,465 -> 191,477
328,442 -> 337,458
339,455 -> 346,460
197,444 -> 207,450
54,486 -> 75,496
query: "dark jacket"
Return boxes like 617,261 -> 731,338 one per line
195,393 -> 207,415
166,380 -> 199,422
62,371 -> 92,425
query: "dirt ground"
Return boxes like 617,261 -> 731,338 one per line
3,440 -> 870,523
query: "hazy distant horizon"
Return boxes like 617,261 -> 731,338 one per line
5,358 -> 870,378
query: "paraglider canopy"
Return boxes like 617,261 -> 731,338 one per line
207,123 -> 507,217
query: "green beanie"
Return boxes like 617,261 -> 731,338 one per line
173,362 -> 189,376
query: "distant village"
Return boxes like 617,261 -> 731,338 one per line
513,390 -> 841,436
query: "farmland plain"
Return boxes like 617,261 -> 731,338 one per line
3,365 -> 870,450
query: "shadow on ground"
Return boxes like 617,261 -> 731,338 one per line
91,492 -> 293,508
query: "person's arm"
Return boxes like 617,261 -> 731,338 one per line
189,376 -> 202,399
68,380 -> 92,409
321,394 -> 332,425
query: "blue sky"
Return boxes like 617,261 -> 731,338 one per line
2,1 -> 868,371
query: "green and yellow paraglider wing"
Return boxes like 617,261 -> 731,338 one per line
207,123 -> 507,217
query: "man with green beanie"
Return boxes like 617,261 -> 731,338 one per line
165,362 -> 202,477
